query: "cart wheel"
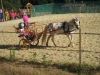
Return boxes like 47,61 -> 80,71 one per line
19,39 -> 30,50
31,39 -> 39,46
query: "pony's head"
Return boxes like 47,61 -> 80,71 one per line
73,17 -> 80,29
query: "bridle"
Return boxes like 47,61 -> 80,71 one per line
63,19 -> 80,34
74,20 -> 80,29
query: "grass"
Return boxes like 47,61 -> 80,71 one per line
0,58 -> 72,75
0,56 -> 100,75
9,47 -> 15,61
0,48 -> 99,75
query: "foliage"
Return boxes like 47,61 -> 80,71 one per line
9,47 -> 16,61
42,55 -> 47,65
32,52 -> 37,63
0,54 -> 100,75
1,0 -> 100,11
2,0 -> 22,11
42,55 -> 52,66
21,55 -> 24,61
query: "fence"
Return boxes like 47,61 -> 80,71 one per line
0,28 -> 100,65
0,12 -> 100,71
0,26 -> 100,75
31,1 -> 100,17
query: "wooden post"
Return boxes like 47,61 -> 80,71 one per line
79,29 -> 82,73
52,3 -> 54,14
1,0 -> 5,21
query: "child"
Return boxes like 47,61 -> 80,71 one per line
23,13 -> 29,26
13,22 -> 25,37
14,22 -> 35,41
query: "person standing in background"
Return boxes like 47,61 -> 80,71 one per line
18,8 -> 22,18
10,9 -> 15,20
22,9 -> 27,16
26,8 -> 31,17
0,9 -> 3,22
4,9 -> 9,21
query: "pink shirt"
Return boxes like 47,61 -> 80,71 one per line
23,31 -> 30,36
23,15 -> 28,22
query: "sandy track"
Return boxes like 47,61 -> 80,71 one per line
0,13 -> 100,65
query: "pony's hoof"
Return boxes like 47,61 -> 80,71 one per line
71,45 -> 74,47
68,44 -> 74,47
54,45 -> 57,47
68,44 -> 70,47
46,43 -> 48,46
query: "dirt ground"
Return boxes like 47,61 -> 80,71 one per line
0,13 -> 100,66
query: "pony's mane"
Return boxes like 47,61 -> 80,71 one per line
68,18 -> 75,26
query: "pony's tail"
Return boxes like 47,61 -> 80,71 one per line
42,26 -> 48,45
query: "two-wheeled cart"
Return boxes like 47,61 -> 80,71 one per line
18,23 -> 43,50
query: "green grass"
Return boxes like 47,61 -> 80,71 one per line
0,56 -> 100,75
0,48 -> 100,75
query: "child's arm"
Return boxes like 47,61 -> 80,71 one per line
13,26 -> 17,29
13,26 -> 20,33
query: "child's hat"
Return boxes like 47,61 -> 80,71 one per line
20,22 -> 24,27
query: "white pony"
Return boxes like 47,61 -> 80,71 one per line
42,17 -> 80,47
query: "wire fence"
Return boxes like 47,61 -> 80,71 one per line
31,1 -> 100,17
0,29 -> 100,68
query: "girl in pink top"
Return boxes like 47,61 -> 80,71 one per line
23,13 -> 29,26
10,9 -> 15,19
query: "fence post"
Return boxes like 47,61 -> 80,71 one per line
79,29 -> 82,67
1,0 -> 5,21
79,29 -> 82,74
52,3 -> 54,14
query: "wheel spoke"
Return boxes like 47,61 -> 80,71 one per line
19,39 -> 30,50
31,39 -> 39,46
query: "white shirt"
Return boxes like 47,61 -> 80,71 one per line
20,28 -> 24,35
0,9 -> 2,13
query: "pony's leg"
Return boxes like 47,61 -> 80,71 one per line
67,34 -> 74,47
51,35 -> 57,47
46,35 -> 52,46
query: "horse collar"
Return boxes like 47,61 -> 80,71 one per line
62,22 -> 70,34
62,22 -> 77,34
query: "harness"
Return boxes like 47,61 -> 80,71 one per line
48,21 -> 79,34
62,21 -> 78,34
62,22 -> 69,33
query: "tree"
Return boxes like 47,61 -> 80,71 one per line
20,0 -> 29,7
3,0 -> 22,11
65,0 -> 72,3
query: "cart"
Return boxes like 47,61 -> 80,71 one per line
19,25 -> 43,50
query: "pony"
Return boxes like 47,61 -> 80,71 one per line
42,17 -> 80,47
